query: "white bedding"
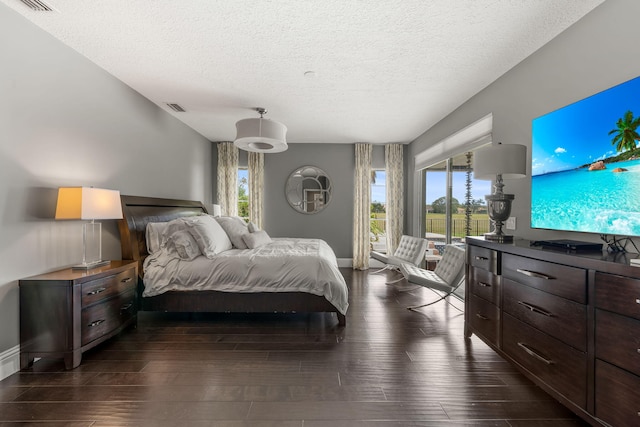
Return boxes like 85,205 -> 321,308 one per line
142,237 -> 349,315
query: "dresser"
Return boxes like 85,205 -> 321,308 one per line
465,237 -> 640,427
20,260 -> 138,370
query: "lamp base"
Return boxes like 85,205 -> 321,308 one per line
72,259 -> 111,270
483,232 -> 514,243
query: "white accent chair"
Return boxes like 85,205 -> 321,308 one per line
400,244 -> 466,311
371,235 -> 428,283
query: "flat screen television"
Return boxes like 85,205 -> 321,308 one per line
531,75 -> 640,237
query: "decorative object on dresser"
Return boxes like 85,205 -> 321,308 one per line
55,187 -> 123,269
19,260 -> 138,370
465,236 -> 640,427
234,107 -> 288,153
118,195 -> 347,326
473,142 -> 526,243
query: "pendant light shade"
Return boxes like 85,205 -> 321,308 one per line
234,108 -> 288,153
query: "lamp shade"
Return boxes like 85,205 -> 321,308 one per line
234,117 -> 288,153
473,143 -> 527,180
55,187 -> 123,220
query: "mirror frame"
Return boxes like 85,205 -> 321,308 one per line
285,165 -> 332,214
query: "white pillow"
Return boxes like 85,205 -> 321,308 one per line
243,230 -> 272,249
215,216 -> 249,249
247,221 -> 260,233
166,230 -> 201,260
184,215 -> 232,258
146,222 -> 169,254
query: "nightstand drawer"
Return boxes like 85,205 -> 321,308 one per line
81,289 -> 136,346
503,278 -> 587,351
82,268 -> 136,307
468,293 -> 500,346
469,265 -> 500,305
596,360 -> 640,427
502,253 -> 586,303
596,309 -> 640,376
503,313 -> 587,409
595,272 -> 640,320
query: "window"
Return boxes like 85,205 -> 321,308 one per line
238,167 -> 249,221
422,151 -> 491,249
370,169 -> 386,253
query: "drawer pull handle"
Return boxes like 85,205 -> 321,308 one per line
636,299 -> 640,304
475,313 -> 490,321
517,342 -> 554,365
478,282 -> 492,288
120,303 -> 133,312
516,268 -> 554,280
88,319 -> 105,328
86,288 -> 106,296
517,301 -> 553,317
475,256 -> 489,261
121,277 -> 132,283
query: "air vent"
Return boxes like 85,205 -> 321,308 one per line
166,103 -> 186,112
19,0 -> 55,11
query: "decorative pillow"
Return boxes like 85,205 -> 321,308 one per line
242,230 -> 272,249
146,222 -> 169,254
184,215 -> 232,258
215,216 -> 249,249
247,221 -> 260,233
166,230 -> 201,260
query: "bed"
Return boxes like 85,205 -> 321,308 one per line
117,195 -> 347,325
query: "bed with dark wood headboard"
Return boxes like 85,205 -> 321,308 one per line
118,195 -> 346,326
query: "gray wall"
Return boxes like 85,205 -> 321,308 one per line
0,5 -> 211,359
408,0 -> 640,246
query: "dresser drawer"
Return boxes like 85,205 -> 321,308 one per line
595,272 -> 640,320
503,313 -> 587,409
596,360 -> 640,427
503,278 -> 587,351
468,293 -> 500,346
596,309 -> 640,376
502,253 -> 586,303
469,266 -> 500,305
468,245 -> 498,273
82,268 -> 136,307
81,289 -> 136,346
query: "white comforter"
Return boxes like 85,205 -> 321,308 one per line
143,238 -> 348,315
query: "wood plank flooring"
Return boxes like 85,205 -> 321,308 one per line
0,268 -> 589,426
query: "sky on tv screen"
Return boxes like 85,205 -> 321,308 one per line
532,75 -> 640,176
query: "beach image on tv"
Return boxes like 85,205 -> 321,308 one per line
531,75 -> 640,237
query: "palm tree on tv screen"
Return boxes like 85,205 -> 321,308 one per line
609,110 -> 640,153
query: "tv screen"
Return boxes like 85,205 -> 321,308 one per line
531,75 -> 640,237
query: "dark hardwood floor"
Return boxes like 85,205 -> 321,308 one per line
1,268 -> 589,426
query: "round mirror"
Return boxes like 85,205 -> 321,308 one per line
285,166 -> 332,214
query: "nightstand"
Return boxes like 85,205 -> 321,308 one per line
19,260 -> 138,370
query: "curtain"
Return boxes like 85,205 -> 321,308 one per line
248,151 -> 264,228
216,142 -> 238,216
353,143 -> 372,270
385,144 -> 404,254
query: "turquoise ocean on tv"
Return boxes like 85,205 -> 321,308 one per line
531,158 -> 640,236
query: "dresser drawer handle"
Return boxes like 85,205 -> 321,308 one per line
517,301 -> 553,317
475,313 -> 490,321
88,319 -> 105,328
121,277 -> 132,283
120,303 -> 133,313
516,268 -> 554,280
636,299 -> 640,304
517,342 -> 554,365
86,288 -> 106,296
475,256 -> 489,261
478,282 -> 492,288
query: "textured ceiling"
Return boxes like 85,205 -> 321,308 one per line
3,0 -> 605,144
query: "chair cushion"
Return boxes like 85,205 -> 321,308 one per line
392,235 -> 428,266
433,245 -> 466,285
400,263 -> 453,294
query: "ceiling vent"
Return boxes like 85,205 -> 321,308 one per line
19,0 -> 55,11
166,103 -> 186,112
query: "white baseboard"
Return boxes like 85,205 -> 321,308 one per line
0,345 -> 20,381
337,258 -> 352,268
